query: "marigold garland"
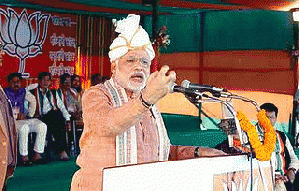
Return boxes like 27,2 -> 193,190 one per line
236,109 -> 276,161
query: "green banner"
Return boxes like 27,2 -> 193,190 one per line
143,10 -> 294,53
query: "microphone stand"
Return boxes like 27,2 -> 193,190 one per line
184,90 -> 261,191
184,90 -> 260,146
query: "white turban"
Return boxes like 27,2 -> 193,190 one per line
108,14 -> 155,62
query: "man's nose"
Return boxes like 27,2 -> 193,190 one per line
134,59 -> 148,69
133,65 -> 145,74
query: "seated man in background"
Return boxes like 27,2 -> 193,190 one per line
71,74 -> 84,121
71,74 -> 85,132
294,89 -> 299,147
57,73 -> 81,120
90,73 -> 108,86
57,73 -> 82,154
71,74 -> 84,98
29,72 -> 71,161
71,74 -> 84,125
4,73 -> 47,165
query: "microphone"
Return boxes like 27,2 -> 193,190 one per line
172,85 -> 201,103
181,80 -> 227,93
172,85 -> 195,95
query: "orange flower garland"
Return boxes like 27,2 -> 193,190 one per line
236,109 -> 276,161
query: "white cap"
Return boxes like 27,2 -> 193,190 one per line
108,14 -> 155,62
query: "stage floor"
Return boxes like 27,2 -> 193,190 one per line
7,157 -> 79,191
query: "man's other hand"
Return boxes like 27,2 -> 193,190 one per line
197,147 -> 227,157
285,169 -> 296,183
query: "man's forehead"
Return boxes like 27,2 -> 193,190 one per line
41,76 -> 50,80
11,77 -> 21,81
265,111 -> 276,117
124,49 -> 149,58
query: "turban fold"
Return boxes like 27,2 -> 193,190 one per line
108,14 -> 155,62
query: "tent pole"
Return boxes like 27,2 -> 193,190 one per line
152,0 -> 157,40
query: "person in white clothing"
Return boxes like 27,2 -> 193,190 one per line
259,103 -> 299,191
4,73 -> 47,165
29,72 -> 71,161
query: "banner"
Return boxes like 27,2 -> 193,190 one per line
0,6 -> 77,87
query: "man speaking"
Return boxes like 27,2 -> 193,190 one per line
71,14 -> 224,190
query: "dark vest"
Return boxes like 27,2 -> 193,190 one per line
29,88 -> 57,117
4,87 -> 26,114
277,130 -> 291,171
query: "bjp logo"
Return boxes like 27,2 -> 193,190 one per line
0,8 -> 50,77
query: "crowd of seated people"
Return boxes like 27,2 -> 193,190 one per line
3,72 -> 86,165
3,70 -> 299,191
7,71 -> 299,188
4,73 -> 47,166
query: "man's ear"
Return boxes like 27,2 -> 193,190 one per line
111,60 -> 117,74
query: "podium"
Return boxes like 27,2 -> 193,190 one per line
102,154 -> 274,191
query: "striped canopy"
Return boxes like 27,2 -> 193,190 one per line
1,0 -> 298,16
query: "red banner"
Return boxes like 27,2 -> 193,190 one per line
0,6 -> 77,88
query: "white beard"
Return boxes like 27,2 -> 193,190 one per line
113,68 -> 147,92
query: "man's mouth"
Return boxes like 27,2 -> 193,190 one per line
130,73 -> 144,83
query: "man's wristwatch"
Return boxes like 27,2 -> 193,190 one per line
140,94 -> 153,109
194,147 -> 200,157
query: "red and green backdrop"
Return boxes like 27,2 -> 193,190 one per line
0,5 -> 297,97
143,10 -> 297,95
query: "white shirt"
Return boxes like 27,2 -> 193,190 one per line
24,89 -> 36,118
38,88 -> 71,121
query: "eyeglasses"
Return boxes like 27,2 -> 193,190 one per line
119,56 -> 151,68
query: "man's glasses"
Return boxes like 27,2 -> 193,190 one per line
120,56 -> 151,68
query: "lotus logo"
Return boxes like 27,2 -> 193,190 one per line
0,8 -> 50,77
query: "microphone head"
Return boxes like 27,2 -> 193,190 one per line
171,84 -> 196,96
170,83 -> 178,93
181,80 -> 191,89
172,85 -> 183,93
